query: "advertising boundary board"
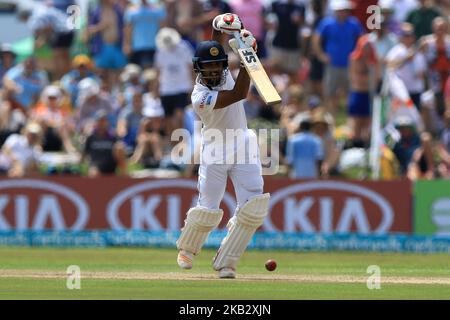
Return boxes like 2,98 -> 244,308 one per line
0,231 -> 449,253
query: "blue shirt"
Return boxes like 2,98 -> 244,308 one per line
286,132 -> 324,179
316,16 -> 363,67
5,64 -> 48,109
60,70 -> 99,106
124,5 -> 166,51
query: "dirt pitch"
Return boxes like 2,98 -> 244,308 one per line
2,269 -> 450,285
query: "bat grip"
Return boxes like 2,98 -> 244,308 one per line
233,32 -> 245,49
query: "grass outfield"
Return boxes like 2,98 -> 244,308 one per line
0,247 -> 449,299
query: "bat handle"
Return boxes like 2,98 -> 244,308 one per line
233,31 -> 245,49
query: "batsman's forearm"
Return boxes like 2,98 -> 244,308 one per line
234,65 -> 251,100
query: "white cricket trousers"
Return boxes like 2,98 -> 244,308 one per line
197,163 -> 264,210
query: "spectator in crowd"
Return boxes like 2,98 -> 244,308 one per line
230,0 -> 267,58
82,110 -> 127,176
406,0 -> 441,40
267,0 -> 306,82
446,75 -> 450,110
0,94 -> 26,147
391,115 -> 434,179
377,0 -> 402,36
117,89 -> 144,154
119,63 -> 144,108
0,44 -> 17,88
76,78 -> 115,135
280,84 -> 309,137
3,56 -> 48,113
311,107 -> 340,177
30,85 -> 76,153
313,0 -> 364,115
438,110 -> 450,178
0,121 -> 43,177
155,27 -> 194,137
368,12 -> 398,73
348,34 -> 380,145
123,0 -> 167,68
243,86 -> 265,121
392,0 -> 419,24
386,23 -> 427,111
86,0 -> 127,88
164,0 -> 205,48
306,0 -> 327,97
61,55 -> 99,107
129,104 -> 165,169
286,114 -> 324,178
17,0 -> 74,79
419,17 -> 450,116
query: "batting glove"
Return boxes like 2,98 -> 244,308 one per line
228,29 -> 258,53
212,13 -> 244,35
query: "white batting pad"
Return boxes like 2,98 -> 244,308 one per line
213,193 -> 270,270
176,207 -> 224,255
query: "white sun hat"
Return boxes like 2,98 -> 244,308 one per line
330,0 -> 354,11
156,27 -> 181,51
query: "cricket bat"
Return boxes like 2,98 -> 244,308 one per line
233,33 -> 282,106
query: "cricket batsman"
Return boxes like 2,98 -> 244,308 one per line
176,13 -> 271,279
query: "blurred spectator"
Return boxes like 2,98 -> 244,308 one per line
87,0 -> 127,88
30,85 -> 76,153
348,34 -> 380,144
3,56 -> 49,113
155,27 -> 194,136
392,0 -> 419,23
0,121 -> 43,177
368,14 -> 398,73
386,23 -> 426,111
406,0 -> 441,40
17,0 -> 74,79
0,44 -> 17,88
76,78 -> 115,135
286,114 -> 324,178
313,0 -> 364,114
280,84 -> 308,137
438,110 -> 450,178
377,0 -> 402,35
306,0 -> 327,97
419,17 -> 450,116
61,55 -> 99,107
244,86 -> 265,121
82,110 -> 127,176
391,116 -> 434,179
165,0 -> 204,48
230,0 -> 267,58
117,89 -> 144,154
446,75 -> 450,110
120,63 -> 144,106
0,95 -> 26,147
129,107 -> 165,168
311,107 -> 340,177
267,0 -> 306,82
123,0 -> 167,68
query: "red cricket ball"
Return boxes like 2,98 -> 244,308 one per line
265,259 -> 277,271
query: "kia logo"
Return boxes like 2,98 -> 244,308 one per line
0,179 -> 89,230
264,181 -> 394,233
107,179 -> 236,230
